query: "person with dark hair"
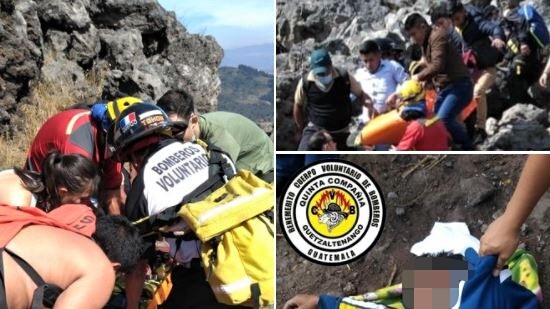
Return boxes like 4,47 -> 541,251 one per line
307,129 -> 337,151
157,89 -> 274,180
355,40 -> 408,123
0,151 -> 100,211
294,48 -> 374,150
429,3 -> 465,53
283,220 -> 541,308
374,37 -> 405,64
484,5 -> 499,21
503,0 -> 550,44
502,1 -> 550,101
108,103 -> 245,308
451,0 -> 506,144
93,215 -> 144,274
404,13 -> 474,150
156,89 -> 195,120
0,205 -> 143,309
25,97 -> 145,215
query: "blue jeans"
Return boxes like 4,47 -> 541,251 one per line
435,79 -> 474,150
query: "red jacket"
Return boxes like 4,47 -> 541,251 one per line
25,109 -> 122,189
397,119 -> 449,151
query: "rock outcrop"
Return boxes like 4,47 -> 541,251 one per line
480,104 -> 550,150
0,0 -> 223,134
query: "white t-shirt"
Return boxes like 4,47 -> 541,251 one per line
355,59 -> 408,121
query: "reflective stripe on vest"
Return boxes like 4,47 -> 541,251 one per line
65,111 -> 91,135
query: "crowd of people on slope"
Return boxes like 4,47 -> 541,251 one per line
0,90 -> 274,308
292,0 -> 550,151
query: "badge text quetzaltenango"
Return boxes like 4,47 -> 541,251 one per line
280,160 -> 385,265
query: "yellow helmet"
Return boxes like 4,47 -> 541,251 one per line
106,96 -> 144,121
397,80 -> 424,103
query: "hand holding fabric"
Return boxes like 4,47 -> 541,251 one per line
479,214 -> 520,277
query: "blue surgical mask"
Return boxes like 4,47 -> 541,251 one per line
318,74 -> 333,85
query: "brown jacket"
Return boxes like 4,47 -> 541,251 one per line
417,27 -> 470,88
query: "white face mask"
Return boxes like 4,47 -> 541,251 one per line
318,74 -> 333,85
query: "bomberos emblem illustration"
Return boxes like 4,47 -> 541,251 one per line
280,159 -> 385,265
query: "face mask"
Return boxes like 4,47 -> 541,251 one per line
318,74 -> 333,85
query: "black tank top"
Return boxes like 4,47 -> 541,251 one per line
304,69 -> 352,131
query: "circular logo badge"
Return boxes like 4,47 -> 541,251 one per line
280,159 -> 385,265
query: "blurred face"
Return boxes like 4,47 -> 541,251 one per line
168,113 -> 198,142
402,257 -> 469,309
360,52 -> 382,73
433,17 -> 453,32
409,270 -> 453,309
407,24 -> 427,45
451,11 -> 466,28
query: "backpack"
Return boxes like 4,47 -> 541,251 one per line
180,170 -> 274,307
133,141 -> 274,308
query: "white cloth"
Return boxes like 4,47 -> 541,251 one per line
410,222 -> 480,257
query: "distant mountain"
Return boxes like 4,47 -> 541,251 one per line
218,65 -> 273,123
220,44 -> 274,73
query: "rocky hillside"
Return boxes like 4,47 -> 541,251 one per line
276,0 -> 550,150
218,65 -> 273,123
0,0 -> 223,135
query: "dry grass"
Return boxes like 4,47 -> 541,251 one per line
0,56 -> 107,167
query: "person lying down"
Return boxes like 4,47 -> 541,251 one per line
284,222 -> 542,309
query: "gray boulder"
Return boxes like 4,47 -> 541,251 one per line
480,104 -> 550,150
38,0 -> 91,31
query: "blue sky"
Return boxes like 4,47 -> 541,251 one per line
158,0 -> 274,50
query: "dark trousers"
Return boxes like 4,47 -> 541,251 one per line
161,262 -> 250,309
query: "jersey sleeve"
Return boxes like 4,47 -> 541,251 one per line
319,294 -> 398,309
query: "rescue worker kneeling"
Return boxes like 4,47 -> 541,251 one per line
108,102 -> 257,309
392,80 -> 450,151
